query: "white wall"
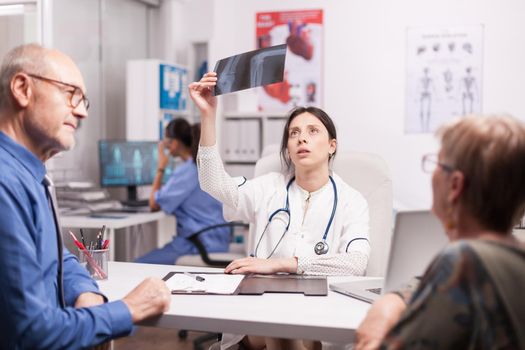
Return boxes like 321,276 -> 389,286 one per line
190,0 -> 525,209
50,0 -> 103,181
48,0 -> 154,183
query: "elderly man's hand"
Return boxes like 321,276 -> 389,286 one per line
122,277 -> 171,323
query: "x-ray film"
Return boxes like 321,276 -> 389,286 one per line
213,44 -> 287,96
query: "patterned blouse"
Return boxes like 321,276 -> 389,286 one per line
382,239 -> 525,350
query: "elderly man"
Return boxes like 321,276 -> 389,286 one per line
0,44 -> 170,349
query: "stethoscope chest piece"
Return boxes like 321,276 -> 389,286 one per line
254,176 -> 337,258
314,240 -> 329,255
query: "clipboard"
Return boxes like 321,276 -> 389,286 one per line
163,272 -> 245,295
162,272 -> 327,296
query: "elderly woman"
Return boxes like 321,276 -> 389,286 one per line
356,115 -> 525,350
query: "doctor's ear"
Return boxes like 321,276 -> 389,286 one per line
329,139 -> 337,158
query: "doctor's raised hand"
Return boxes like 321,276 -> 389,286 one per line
188,72 -> 219,149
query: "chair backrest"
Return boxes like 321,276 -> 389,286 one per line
261,143 -> 281,157
253,151 -> 393,277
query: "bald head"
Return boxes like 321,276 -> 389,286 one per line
0,44 -> 64,111
0,44 -> 88,160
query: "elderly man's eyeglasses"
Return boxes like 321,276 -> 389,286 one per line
421,154 -> 454,173
27,73 -> 90,111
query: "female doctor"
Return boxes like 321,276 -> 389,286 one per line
189,72 -> 371,277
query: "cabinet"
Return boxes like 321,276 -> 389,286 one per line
126,59 -> 189,141
221,111 -> 287,178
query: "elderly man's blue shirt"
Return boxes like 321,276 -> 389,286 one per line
0,132 -> 132,349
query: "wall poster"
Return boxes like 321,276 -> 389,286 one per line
256,9 -> 323,112
405,25 -> 483,133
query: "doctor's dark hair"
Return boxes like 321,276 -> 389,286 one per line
165,118 -> 200,161
280,106 -> 337,171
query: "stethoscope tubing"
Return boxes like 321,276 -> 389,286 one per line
253,175 -> 337,258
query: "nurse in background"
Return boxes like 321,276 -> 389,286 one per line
135,118 -> 230,265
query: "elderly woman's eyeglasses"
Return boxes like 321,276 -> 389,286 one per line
27,73 -> 90,111
421,154 -> 454,173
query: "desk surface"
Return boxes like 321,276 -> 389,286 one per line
99,262 -> 373,344
61,211 -> 167,229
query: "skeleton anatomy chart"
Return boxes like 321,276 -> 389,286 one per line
405,25 -> 483,133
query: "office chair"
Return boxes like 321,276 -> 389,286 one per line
178,222 -> 249,267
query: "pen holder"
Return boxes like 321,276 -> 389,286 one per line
78,248 -> 109,280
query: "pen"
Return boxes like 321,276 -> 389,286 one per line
97,233 -> 103,249
99,225 -> 106,248
80,229 -> 86,248
102,239 -> 110,250
183,272 -> 205,282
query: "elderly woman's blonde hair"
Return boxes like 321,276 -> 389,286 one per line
437,115 -> 525,232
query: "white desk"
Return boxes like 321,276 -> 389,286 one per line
99,262 -> 373,344
61,212 -> 172,260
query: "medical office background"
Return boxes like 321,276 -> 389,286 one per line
1,0 -> 524,214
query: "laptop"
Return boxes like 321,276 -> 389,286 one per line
330,210 -> 448,303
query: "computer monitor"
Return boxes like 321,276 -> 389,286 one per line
98,140 -> 175,205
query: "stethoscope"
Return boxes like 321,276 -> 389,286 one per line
252,175 -> 338,258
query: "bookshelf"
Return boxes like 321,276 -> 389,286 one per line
221,111 -> 287,178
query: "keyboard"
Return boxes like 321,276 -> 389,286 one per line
94,207 -> 151,214
121,199 -> 149,207
366,287 -> 382,295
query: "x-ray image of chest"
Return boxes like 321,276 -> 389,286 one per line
213,44 -> 286,96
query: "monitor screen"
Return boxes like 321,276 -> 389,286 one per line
98,140 -> 175,187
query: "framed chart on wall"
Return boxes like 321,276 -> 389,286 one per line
405,25 -> 484,134
159,64 -> 188,111
256,9 -> 323,112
